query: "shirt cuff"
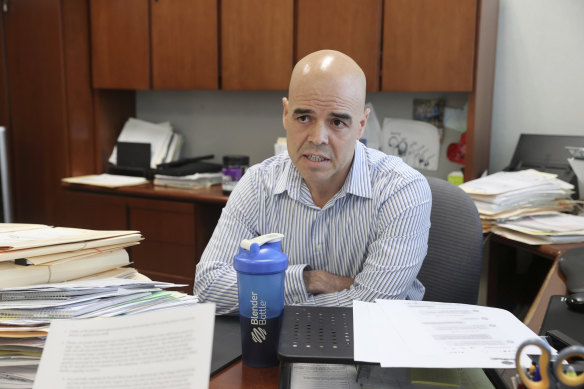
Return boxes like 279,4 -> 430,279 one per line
284,264 -> 311,305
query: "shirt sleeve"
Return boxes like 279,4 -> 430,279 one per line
193,171 -> 257,315
293,176 -> 432,307
193,167 -> 312,314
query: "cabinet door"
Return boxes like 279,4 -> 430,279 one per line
221,0 -> 293,90
382,0 -> 477,91
151,0 -> 218,89
128,198 -> 197,291
4,0 -> 70,223
63,191 -> 127,230
296,0 -> 382,92
90,0 -> 150,89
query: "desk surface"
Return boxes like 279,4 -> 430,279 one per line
210,361 -> 279,389
62,181 -> 229,204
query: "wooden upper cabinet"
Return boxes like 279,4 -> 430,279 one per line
90,0 -> 150,89
296,0 -> 382,92
151,0 -> 218,89
382,0 -> 477,92
221,0 -> 293,90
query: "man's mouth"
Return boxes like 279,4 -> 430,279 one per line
304,154 -> 328,162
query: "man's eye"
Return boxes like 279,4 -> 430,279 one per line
332,119 -> 345,127
298,115 -> 309,123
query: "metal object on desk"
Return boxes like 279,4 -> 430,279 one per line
515,337 -> 584,388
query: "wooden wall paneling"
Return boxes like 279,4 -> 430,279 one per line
382,0 -> 477,92
465,0 -> 499,181
62,0 -> 97,177
151,0 -> 218,89
221,0 -> 293,90
296,0 -> 382,92
90,0 -> 150,89
4,0 -> 69,224
93,90 -> 136,173
0,12 -> 9,127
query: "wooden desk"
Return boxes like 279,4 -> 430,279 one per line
210,361 -> 279,389
62,182 -> 228,292
487,234 -> 584,333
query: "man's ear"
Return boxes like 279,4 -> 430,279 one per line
358,107 -> 370,139
282,97 -> 289,130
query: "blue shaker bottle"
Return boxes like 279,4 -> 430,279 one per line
234,233 -> 288,367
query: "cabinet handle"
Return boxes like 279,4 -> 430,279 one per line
2,0 -> 8,13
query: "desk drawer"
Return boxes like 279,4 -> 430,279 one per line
128,198 -> 195,245
131,241 -> 196,276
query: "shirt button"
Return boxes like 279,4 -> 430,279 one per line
317,244 -> 322,251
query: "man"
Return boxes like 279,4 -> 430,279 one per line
194,50 -> 431,315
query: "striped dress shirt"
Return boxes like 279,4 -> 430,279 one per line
194,141 -> 432,315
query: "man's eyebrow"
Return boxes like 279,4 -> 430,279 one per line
293,108 -> 315,115
330,112 -> 352,123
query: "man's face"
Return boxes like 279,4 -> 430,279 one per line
282,76 -> 368,193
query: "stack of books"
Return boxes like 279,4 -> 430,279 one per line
459,169 -> 576,233
0,223 -> 198,388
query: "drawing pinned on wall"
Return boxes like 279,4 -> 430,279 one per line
381,118 -> 440,171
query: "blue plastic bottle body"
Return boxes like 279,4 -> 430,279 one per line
233,240 -> 288,368
237,272 -> 285,367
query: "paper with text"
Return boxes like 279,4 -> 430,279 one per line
32,304 -> 215,389
354,300 -> 540,369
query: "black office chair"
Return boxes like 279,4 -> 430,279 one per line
417,177 -> 484,304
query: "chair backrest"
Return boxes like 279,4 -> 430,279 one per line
417,177 -> 483,304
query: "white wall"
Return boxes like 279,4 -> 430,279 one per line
490,0 -> 584,173
137,90 -> 467,178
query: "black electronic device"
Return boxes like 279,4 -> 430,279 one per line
155,154 -> 222,177
566,292 -> 584,313
277,305 -> 354,364
540,295 -> 584,346
211,315 -> 242,375
107,141 -> 154,179
504,134 -> 584,198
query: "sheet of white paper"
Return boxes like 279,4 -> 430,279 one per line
355,300 -> 540,369
381,118 -> 440,171
291,363 -> 360,389
62,174 -> 148,188
33,304 -> 215,389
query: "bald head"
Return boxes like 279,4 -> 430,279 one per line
288,50 -> 367,111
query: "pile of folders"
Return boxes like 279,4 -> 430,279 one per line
0,223 -> 198,388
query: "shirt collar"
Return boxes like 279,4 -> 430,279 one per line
274,141 -> 373,200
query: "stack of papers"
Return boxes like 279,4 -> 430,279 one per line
153,172 -> 222,190
33,304 -> 213,389
0,224 -> 143,287
354,300 -> 541,369
108,118 -> 183,169
61,173 -> 149,188
0,279 -> 199,388
459,169 -> 576,232
492,212 -> 584,245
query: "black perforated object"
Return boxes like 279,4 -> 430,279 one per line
278,306 -> 354,364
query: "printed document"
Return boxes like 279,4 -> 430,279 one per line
354,300 -> 540,369
33,304 -> 215,389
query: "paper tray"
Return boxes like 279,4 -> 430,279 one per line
277,305 -> 354,364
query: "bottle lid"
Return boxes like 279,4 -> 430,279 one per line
234,233 -> 288,274
223,155 -> 249,166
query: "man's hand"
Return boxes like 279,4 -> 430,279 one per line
303,270 -> 354,295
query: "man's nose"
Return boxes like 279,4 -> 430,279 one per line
308,121 -> 328,144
